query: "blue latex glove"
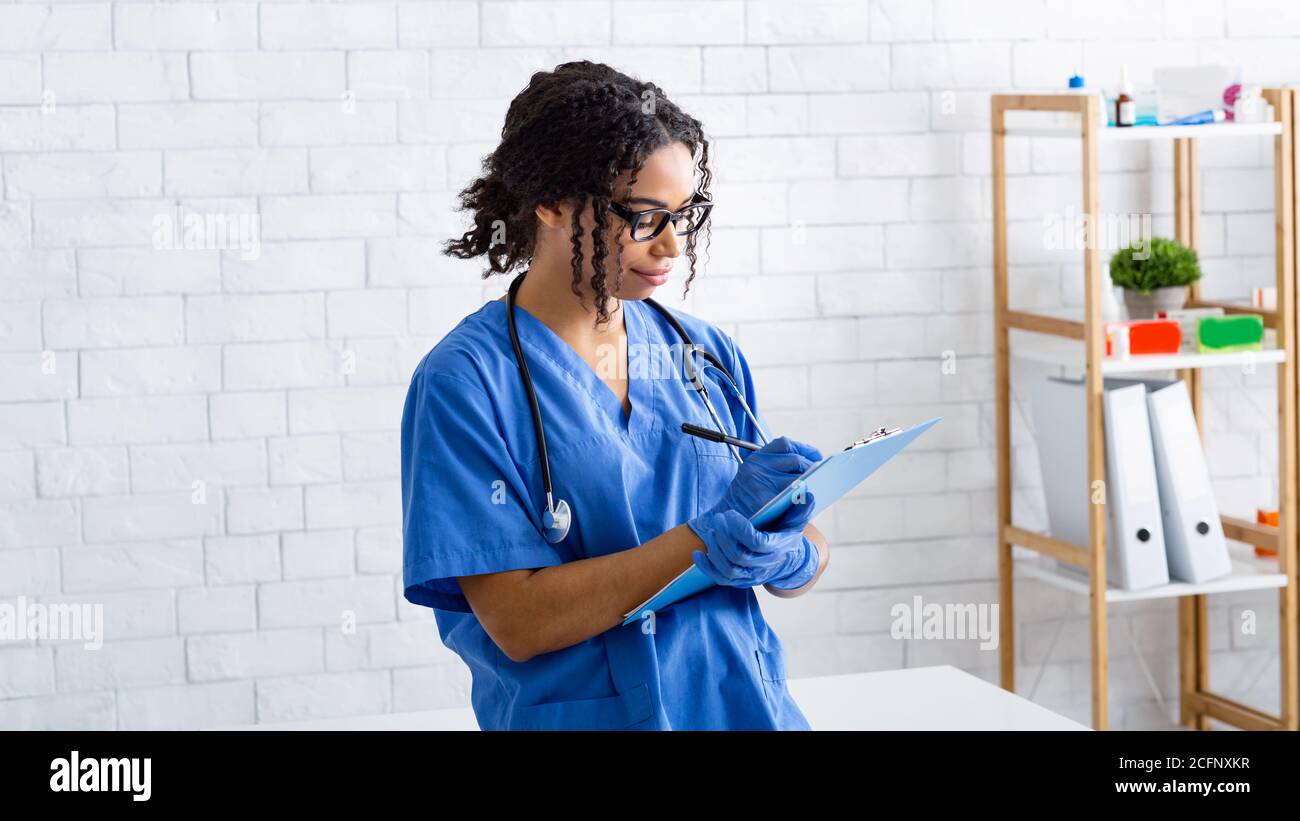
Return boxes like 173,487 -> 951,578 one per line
704,436 -> 823,520
688,491 -> 820,590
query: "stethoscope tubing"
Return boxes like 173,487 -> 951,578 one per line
505,273 -> 561,515
505,270 -> 768,542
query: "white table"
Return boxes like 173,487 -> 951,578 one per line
236,665 -> 1087,731
789,665 -> 1087,730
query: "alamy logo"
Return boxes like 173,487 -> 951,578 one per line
890,595 -> 999,650
49,751 -> 151,801
152,203 -> 261,261
0,596 -> 103,649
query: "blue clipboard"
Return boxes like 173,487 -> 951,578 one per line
621,416 -> 942,626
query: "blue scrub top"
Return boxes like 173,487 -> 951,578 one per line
400,294 -> 810,730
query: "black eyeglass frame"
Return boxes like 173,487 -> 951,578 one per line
608,192 -> 714,242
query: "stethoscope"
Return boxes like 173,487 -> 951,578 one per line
505,271 -> 770,544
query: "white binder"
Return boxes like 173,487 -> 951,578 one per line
1030,377 -> 1170,590
1140,378 -> 1232,583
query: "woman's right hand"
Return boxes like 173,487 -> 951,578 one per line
703,436 -> 822,520
687,496 -> 819,589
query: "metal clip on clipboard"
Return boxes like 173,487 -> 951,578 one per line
845,426 -> 903,451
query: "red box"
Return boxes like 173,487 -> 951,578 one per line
1105,319 -> 1181,356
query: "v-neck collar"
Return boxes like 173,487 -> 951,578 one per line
501,296 -> 653,435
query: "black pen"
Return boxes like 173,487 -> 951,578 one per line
680,422 -> 763,452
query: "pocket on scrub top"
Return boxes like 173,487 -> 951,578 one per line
754,647 -> 792,705
509,682 -> 654,731
692,440 -> 739,517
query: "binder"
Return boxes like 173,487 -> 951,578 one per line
621,416 -> 942,626
1141,379 -> 1231,583
1030,377 -> 1170,589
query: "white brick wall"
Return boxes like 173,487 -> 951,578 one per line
1,0 -> 1295,731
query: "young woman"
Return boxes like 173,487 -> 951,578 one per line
400,61 -> 830,730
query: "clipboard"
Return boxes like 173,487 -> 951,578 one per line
621,416 -> 942,626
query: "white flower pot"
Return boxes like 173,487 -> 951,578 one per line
1123,286 -> 1187,320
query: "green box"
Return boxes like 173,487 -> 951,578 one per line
1195,314 -> 1264,353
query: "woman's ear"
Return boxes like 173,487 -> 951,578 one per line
534,199 -> 569,232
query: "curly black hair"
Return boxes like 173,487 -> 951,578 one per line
443,60 -> 713,329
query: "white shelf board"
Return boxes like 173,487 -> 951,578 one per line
1012,544 -> 1287,602
1009,328 -> 1283,373
1003,121 -> 1282,141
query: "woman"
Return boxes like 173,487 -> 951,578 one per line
400,61 -> 830,730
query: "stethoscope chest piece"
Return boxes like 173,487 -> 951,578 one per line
541,497 -> 571,544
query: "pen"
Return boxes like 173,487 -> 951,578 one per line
680,422 -> 763,452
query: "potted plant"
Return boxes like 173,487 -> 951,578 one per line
1108,237 -> 1201,319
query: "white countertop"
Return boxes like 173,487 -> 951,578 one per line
235,665 -> 1088,731
789,665 -> 1087,730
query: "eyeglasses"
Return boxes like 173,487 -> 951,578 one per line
608,193 -> 713,242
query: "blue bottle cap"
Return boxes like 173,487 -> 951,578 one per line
1068,75 -> 1085,89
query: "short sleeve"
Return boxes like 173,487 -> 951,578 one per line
400,368 -> 564,612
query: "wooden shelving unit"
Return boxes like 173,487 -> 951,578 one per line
990,90 -> 1299,731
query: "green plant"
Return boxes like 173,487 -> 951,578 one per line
1108,237 -> 1201,295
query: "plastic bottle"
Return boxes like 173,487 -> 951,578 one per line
1102,277 -> 1122,321
1234,85 -> 1269,124
1067,73 -> 1108,129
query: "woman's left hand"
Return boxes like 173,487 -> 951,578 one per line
704,436 -> 822,520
